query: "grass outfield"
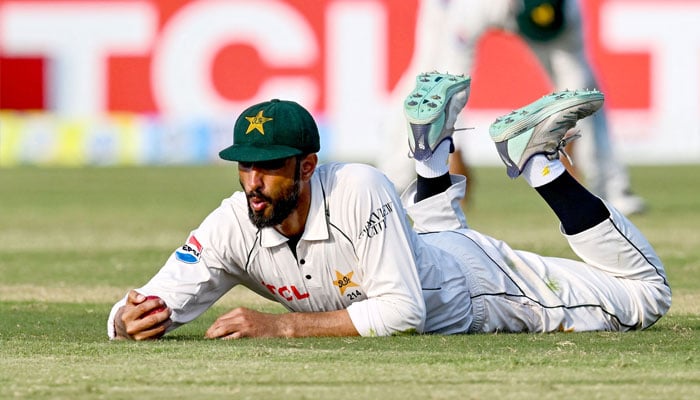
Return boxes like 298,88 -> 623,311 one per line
1,165 -> 698,399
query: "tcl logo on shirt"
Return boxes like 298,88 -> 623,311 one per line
261,280 -> 309,302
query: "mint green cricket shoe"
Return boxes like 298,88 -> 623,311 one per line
490,89 -> 604,178
404,72 -> 471,161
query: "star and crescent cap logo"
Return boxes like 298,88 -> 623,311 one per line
245,110 -> 273,135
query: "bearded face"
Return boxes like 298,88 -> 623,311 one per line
241,158 -> 302,229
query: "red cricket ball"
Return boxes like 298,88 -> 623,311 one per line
145,295 -> 167,316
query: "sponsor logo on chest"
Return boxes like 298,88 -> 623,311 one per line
261,280 -> 310,302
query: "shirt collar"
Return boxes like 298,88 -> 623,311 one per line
258,173 -> 329,247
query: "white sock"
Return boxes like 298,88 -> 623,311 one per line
522,154 -> 566,187
415,139 -> 451,178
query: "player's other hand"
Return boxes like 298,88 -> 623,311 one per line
205,307 -> 286,339
114,290 -> 172,340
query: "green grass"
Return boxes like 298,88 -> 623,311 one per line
1,165 -> 699,399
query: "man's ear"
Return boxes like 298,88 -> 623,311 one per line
300,154 -> 318,181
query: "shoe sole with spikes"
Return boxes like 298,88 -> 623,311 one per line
404,72 -> 471,161
489,89 -> 604,178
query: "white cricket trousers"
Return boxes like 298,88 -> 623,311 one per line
402,175 -> 671,333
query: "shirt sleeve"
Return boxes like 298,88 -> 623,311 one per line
334,165 -> 426,336
106,202 -> 243,339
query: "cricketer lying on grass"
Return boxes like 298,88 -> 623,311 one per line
108,72 -> 670,340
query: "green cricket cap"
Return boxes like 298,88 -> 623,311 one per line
219,99 -> 320,162
516,0 -> 566,42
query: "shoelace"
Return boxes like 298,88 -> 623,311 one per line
553,127 -> 582,165
548,102 -> 597,163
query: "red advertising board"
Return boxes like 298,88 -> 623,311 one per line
0,0 -> 698,165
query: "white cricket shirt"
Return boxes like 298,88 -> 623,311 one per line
108,163 -> 475,338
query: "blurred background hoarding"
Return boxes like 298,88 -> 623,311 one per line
1,0 -> 698,166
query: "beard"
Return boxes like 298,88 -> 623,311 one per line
244,163 -> 301,229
